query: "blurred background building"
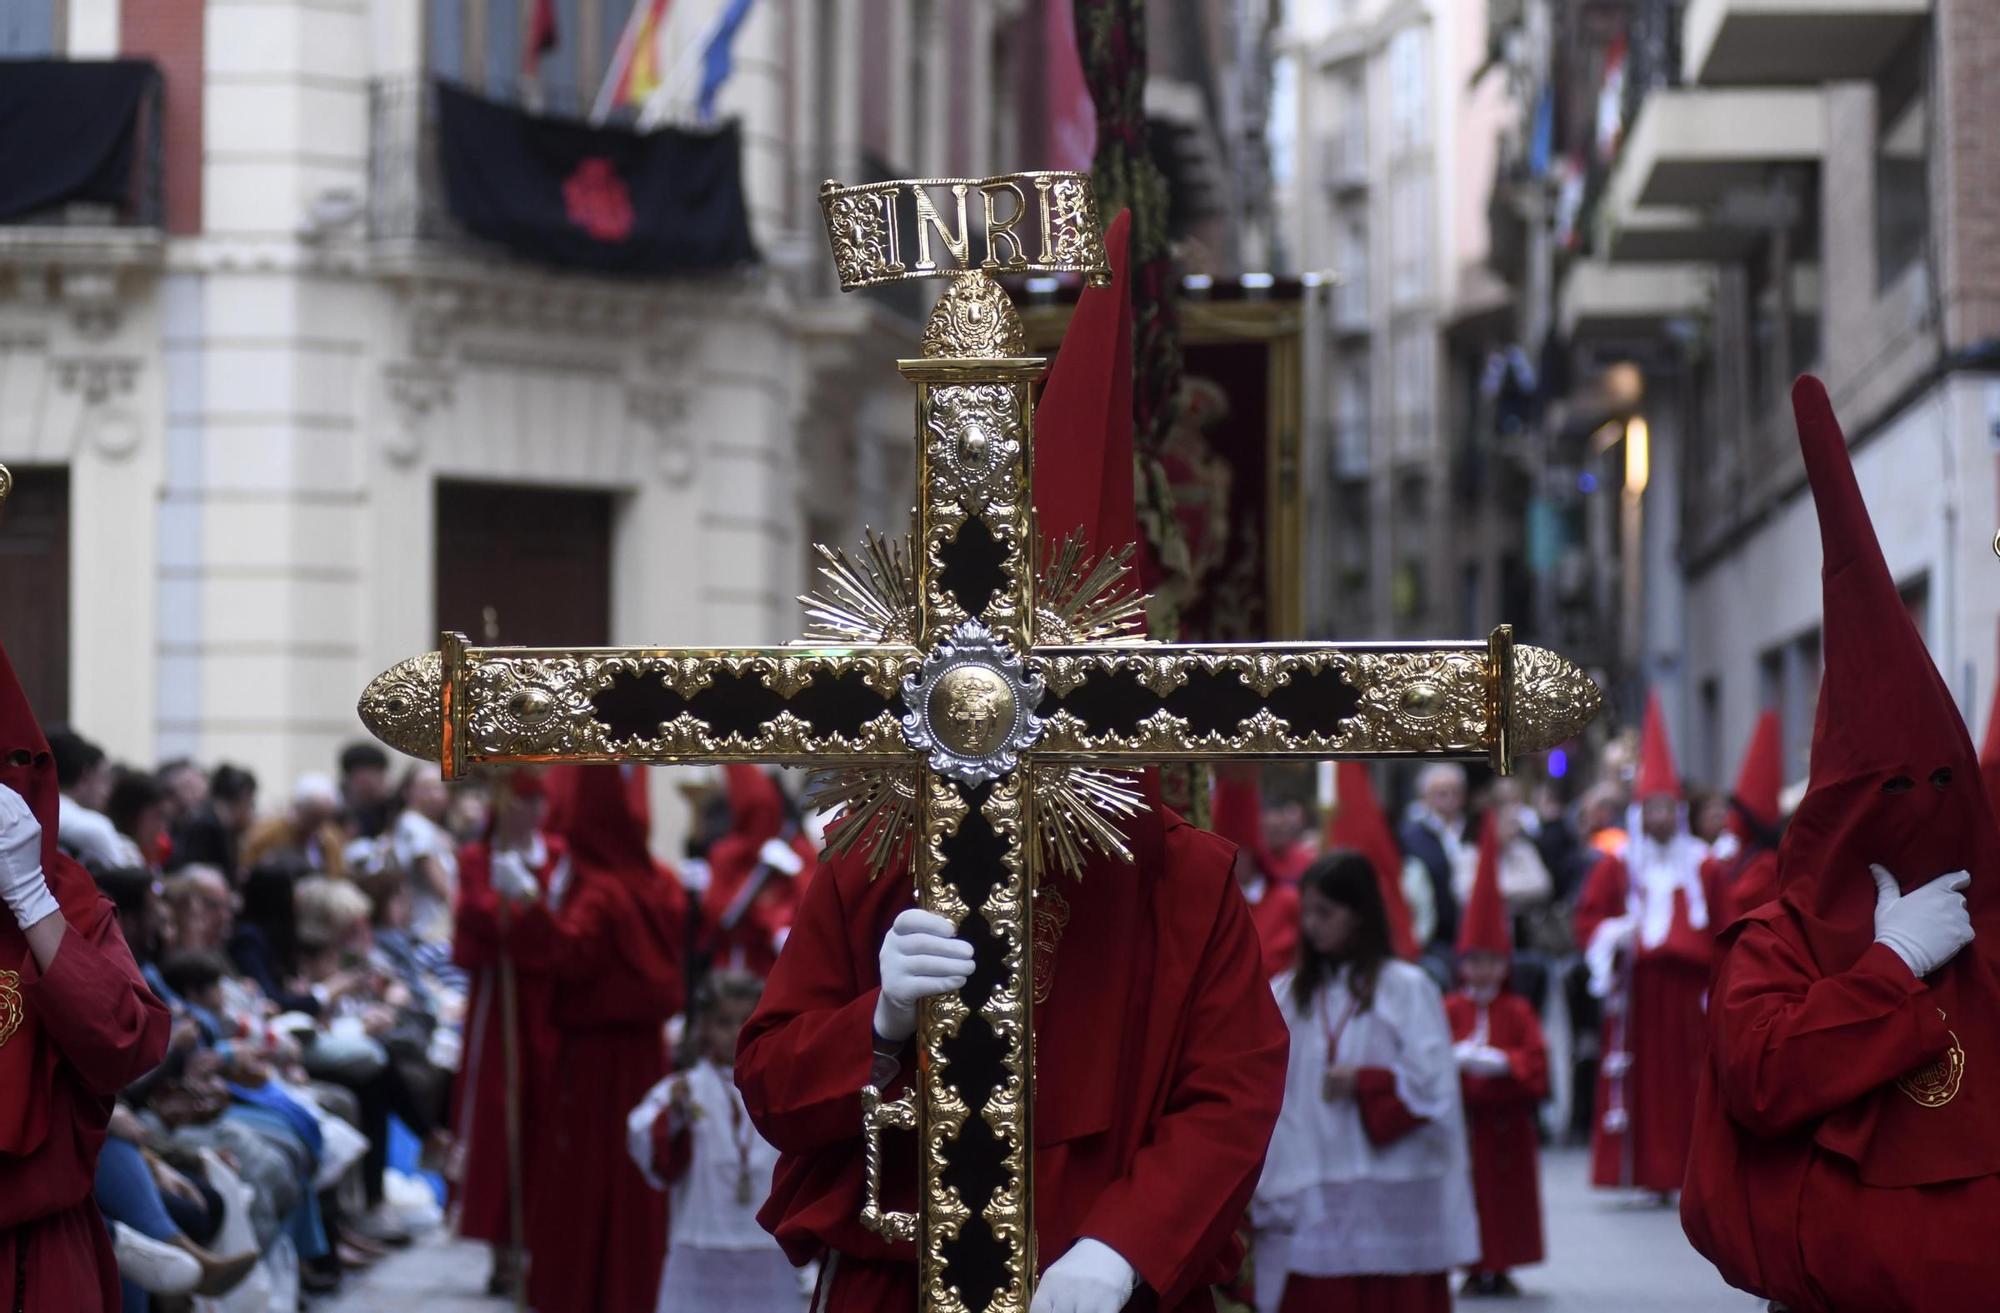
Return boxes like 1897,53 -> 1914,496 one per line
1276,0 -> 2000,792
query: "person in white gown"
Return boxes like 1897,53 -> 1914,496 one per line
1252,850 -> 1480,1313
627,970 -> 804,1313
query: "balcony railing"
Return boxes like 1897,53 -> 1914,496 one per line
368,77 -> 462,244
1,60 -> 163,228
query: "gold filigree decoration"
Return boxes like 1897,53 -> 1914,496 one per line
822,188 -> 892,290
1899,1015 -> 1965,1108
1341,650 -> 1491,754
463,656 -> 632,758
0,968 -> 21,1049
1509,644 -> 1605,753
922,275 -> 1027,359
0,463 -> 12,508
801,531 -> 919,647
927,384 -> 1024,514
1043,175 -> 1101,266
358,652 -> 444,760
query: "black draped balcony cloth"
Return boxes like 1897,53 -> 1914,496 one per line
434,80 -> 758,276
0,60 -> 159,223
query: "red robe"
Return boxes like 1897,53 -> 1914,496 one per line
0,911 -> 172,1313
1574,848 -> 1717,1192
1683,908 -> 2000,1312
524,768 -> 687,1313
702,768 -> 810,978
1246,878 -> 1300,979
448,834 -> 566,1247
1267,837 -> 1315,886
1444,991 -> 1549,1272
735,813 -> 1289,1312
1704,847 -> 1779,928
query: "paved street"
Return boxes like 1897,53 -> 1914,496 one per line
323,1148 -> 1759,1312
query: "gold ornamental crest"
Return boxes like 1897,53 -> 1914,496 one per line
0,968 -> 23,1049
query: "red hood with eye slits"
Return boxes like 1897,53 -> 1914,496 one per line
1777,376 -> 2000,1187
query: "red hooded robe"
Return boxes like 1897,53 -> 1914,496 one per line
1212,769 -> 1300,978
1574,690 -> 1718,1192
1703,710 -> 1785,926
0,641 -> 171,1313
1323,761 -> 1419,961
734,212 -> 1290,1313
702,764 -> 803,977
1681,377 -> 2000,1312
1445,815 -> 1548,1274
523,764 -> 686,1313
449,770 -> 568,1248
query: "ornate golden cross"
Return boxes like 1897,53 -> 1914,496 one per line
357,170 -> 1600,1313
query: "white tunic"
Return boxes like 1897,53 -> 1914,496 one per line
627,1060 -> 802,1313
1254,960 -> 1480,1286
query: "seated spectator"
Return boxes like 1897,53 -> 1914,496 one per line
389,765 -> 458,944
108,769 -> 172,874
340,742 -> 394,842
50,725 -> 140,869
169,763 -> 257,880
242,775 -> 348,878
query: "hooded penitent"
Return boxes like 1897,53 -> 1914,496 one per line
1729,710 -> 1784,849
1779,374 -> 2000,1188
702,764 -> 786,918
1209,769 -> 1270,876
1323,760 -> 1418,961
0,641 -> 119,1156
1457,813 -> 1510,958
1634,691 -> 1681,802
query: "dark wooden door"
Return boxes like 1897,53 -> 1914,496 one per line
435,480 -> 614,647
0,466 -> 71,724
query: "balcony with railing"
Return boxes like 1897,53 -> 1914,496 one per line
0,60 -> 164,260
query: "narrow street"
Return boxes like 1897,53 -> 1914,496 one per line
323,1148 -> 1759,1312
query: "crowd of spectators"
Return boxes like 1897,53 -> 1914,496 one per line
50,731 -> 480,1312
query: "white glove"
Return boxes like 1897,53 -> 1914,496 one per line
758,836 -> 805,876
0,786 -> 60,930
873,908 -> 972,1044
490,850 -> 539,902
1872,864 -> 1973,978
1453,1040 -> 1512,1077
1030,1238 -> 1139,1313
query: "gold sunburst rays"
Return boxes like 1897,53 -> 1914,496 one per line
1034,535 -> 1146,644
802,766 -> 921,880
800,530 -> 920,646
1031,764 -> 1146,877
795,529 -> 1152,880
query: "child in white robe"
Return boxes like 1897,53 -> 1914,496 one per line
1252,850 -> 1480,1313
627,971 -> 804,1313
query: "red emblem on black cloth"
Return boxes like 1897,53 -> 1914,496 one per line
563,157 -> 634,242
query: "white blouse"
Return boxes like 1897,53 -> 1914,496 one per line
1255,960 -> 1481,1277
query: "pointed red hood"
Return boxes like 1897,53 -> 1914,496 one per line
1209,768 -> 1267,870
1634,690 -> 1680,801
1029,209 -> 1167,879
1456,812 -> 1510,956
1777,375 -> 2000,1188
0,640 -> 117,1155
1728,709 -> 1784,845
705,764 -> 791,924
1323,761 -> 1418,960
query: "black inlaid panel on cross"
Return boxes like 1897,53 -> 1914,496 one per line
937,516 -> 1010,619
933,777 -> 1014,1313
590,666 -> 902,743
1039,663 -> 1362,738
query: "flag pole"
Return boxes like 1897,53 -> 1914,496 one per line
591,0 -> 660,123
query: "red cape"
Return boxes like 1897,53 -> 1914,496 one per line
735,813 -> 1288,1311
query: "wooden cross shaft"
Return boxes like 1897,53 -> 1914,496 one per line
358,173 -> 1599,1313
